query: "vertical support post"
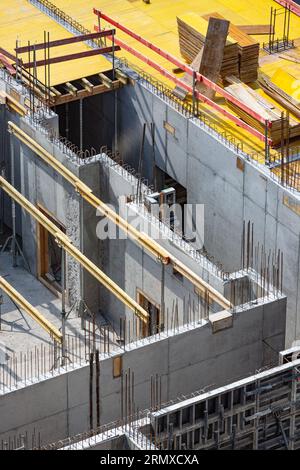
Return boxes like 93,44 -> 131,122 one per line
0,290 -> 2,331
265,120 -> 270,164
89,352 -> 94,430
160,261 -> 165,333
112,30 -> 115,81
269,7 -> 273,52
192,71 -> 196,116
10,133 -> 17,267
15,40 -> 19,83
112,29 -> 118,153
96,349 -> 100,428
79,196 -> 85,328
79,98 -> 83,152
0,166 -> 5,236
61,247 -> 66,365
65,103 -> 69,140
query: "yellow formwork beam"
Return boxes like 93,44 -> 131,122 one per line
0,275 -> 62,343
0,91 -> 27,117
8,121 -> 170,263
8,121 -> 231,310
0,176 -> 149,323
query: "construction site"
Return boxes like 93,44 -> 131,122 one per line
0,0 -> 300,452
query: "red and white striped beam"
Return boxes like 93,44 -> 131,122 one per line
0,54 -> 16,75
93,8 -> 272,129
94,26 -> 272,145
274,0 -> 300,17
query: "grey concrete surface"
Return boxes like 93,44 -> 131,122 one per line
0,290 -> 286,446
114,80 -> 300,346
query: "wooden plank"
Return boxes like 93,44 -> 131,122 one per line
258,72 -> 300,120
99,72 -> 113,89
22,45 -> 121,68
52,80 -> 121,106
197,17 -> 229,99
225,81 -> 300,145
237,25 -> 274,35
173,48 -> 203,99
202,13 -> 257,46
177,14 -> 239,81
15,30 -> 116,54
203,12 -> 260,83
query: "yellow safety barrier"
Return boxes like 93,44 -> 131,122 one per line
0,275 -> 62,343
8,121 -> 231,310
0,176 -> 149,322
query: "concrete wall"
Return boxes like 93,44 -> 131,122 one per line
97,159 -> 225,328
12,118 -> 101,312
115,80 -> 300,346
0,294 -> 286,445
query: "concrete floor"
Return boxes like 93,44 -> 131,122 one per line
0,252 -> 83,353
0,251 -> 119,389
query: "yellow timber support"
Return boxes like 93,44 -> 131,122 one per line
8,121 -> 231,311
0,176 -> 149,323
0,275 -> 62,343
0,91 -> 26,117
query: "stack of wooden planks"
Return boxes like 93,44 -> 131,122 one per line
203,13 -> 260,83
177,13 -> 239,81
258,72 -> 300,120
224,78 -> 300,145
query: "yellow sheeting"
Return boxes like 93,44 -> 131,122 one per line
0,0 -> 111,85
1,0 -> 300,157
272,69 -> 300,100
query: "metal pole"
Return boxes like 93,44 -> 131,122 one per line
79,98 -> 83,152
0,290 -> 2,331
160,261 -> 165,333
79,197 -> 84,328
10,134 -> 17,267
61,248 -> 66,365
265,120 -> 270,164
192,71 -> 196,116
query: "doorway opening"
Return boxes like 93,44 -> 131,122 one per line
137,290 -> 161,337
37,205 -> 65,296
154,167 -> 187,235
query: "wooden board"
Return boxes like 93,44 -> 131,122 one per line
258,72 -> 300,120
224,81 -> 300,145
203,12 -> 260,83
173,48 -> 203,100
237,25 -> 274,35
177,14 -> 239,81
198,17 -> 229,99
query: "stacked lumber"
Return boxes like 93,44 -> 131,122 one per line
258,72 -> 300,120
203,12 -> 260,83
177,13 -> 239,81
224,80 -> 300,145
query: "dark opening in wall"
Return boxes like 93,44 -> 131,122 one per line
37,205 -> 65,296
54,91 -> 115,154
